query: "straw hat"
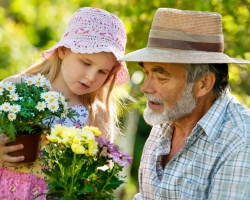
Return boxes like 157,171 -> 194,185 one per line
41,7 -> 129,85
121,8 -> 250,64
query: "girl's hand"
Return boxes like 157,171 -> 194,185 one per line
0,134 -> 25,166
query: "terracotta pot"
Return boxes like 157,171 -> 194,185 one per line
7,133 -> 42,163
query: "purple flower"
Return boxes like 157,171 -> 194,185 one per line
111,151 -> 133,167
74,121 -> 81,128
95,137 -> 118,153
95,137 -> 133,166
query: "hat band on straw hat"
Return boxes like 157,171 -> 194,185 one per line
148,30 -> 224,52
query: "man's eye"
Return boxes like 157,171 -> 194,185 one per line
158,77 -> 167,81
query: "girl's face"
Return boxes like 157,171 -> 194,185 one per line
57,48 -> 118,96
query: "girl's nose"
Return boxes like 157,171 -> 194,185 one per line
86,69 -> 97,82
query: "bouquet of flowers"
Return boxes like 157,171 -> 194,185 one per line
38,125 -> 133,200
0,74 -> 76,141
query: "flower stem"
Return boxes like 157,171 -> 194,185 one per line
69,153 -> 77,196
93,164 -> 117,199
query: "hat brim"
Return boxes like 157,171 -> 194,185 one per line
120,47 -> 250,64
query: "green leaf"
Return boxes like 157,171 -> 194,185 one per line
104,180 -> 124,190
60,197 -> 78,200
46,180 -> 64,190
78,184 -> 95,195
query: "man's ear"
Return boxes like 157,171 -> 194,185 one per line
195,73 -> 216,97
58,47 -> 69,59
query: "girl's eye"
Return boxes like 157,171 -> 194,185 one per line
83,61 -> 91,66
99,70 -> 107,74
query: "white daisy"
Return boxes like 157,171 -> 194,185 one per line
0,82 -> 5,90
45,79 -> 52,89
0,88 -> 3,95
4,82 -> 16,93
1,102 -> 11,111
34,74 -> 46,87
35,80 -> 45,87
24,77 -> 34,85
58,93 -> 65,102
36,73 -> 46,80
41,92 -> 50,100
8,113 -> 16,121
36,102 -> 46,111
11,105 -> 21,113
43,92 -> 59,104
47,102 -> 59,112
8,92 -> 19,101
61,108 -> 68,118
47,91 -> 59,99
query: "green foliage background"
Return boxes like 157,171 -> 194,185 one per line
1,0 -> 250,199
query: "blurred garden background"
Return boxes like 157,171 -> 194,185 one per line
1,0 -> 250,199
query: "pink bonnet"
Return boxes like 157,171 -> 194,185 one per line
41,7 -> 129,85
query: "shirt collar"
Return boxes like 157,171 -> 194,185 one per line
197,90 -> 233,143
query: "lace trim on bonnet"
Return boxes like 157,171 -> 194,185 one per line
41,7 -> 129,85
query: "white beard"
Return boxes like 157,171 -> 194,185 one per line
143,83 -> 196,126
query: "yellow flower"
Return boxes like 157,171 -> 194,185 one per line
48,124 -> 68,143
46,135 -> 59,143
71,143 -> 85,154
86,139 -> 98,156
79,129 -> 95,142
83,126 -> 101,137
61,127 -> 78,146
51,124 -> 67,137
73,135 -> 81,144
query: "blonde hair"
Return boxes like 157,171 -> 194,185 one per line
21,50 -> 123,140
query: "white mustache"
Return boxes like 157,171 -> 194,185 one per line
144,93 -> 163,104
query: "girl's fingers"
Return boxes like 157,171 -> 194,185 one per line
0,134 -> 25,166
2,154 -> 25,167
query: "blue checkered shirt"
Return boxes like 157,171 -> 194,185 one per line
135,92 -> 250,200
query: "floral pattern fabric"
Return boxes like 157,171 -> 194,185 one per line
0,104 -> 89,200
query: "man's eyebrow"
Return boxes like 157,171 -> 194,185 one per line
151,66 -> 170,75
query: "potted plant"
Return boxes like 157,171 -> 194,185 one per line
0,74 -> 76,162
37,125 -> 133,199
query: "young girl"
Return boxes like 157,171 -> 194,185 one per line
0,7 -> 129,199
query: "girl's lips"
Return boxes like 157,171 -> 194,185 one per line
79,82 -> 90,89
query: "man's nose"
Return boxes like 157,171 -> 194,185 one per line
140,78 -> 155,94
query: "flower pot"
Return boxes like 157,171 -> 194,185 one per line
7,133 -> 42,163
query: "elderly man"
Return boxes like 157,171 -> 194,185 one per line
121,8 -> 250,200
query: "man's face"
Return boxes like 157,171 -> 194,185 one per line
140,62 -> 196,125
